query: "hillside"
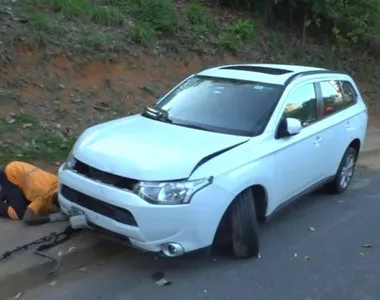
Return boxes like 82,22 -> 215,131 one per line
1,0 -> 380,169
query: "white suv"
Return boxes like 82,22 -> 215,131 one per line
58,64 -> 368,259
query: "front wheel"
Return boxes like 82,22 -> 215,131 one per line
324,146 -> 358,194
230,189 -> 260,259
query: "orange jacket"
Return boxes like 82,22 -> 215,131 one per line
5,161 -> 58,216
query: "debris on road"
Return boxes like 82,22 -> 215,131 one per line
14,292 -> 22,299
49,280 -> 57,287
308,226 -> 315,232
152,271 -> 171,286
156,278 -> 171,286
362,244 -> 373,248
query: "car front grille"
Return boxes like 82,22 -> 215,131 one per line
61,185 -> 138,227
73,160 -> 138,190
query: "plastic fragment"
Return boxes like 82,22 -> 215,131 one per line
49,280 -> 57,286
156,278 -> 171,286
152,271 -> 171,286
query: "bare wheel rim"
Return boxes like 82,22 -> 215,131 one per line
340,153 -> 355,189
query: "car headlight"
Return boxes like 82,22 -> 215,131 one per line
62,151 -> 77,171
134,177 -> 213,205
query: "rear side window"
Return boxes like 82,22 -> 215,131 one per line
320,80 -> 356,116
340,81 -> 357,105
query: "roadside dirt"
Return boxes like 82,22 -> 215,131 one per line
358,150 -> 380,170
1,49 -> 237,128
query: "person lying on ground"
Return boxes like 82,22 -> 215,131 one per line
0,161 -> 68,225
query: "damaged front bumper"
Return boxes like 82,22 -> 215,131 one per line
58,166 -> 233,257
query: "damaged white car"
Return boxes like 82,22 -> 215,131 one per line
58,63 -> 367,259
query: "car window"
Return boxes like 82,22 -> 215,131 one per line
282,83 -> 318,127
152,75 -> 284,137
340,81 -> 357,105
320,80 -> 352,116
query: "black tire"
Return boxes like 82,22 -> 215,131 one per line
324,146 -> 358,194
230,189 -> 260,259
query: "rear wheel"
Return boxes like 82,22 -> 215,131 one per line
230,189 -> 260,259
324,146 -> 358,194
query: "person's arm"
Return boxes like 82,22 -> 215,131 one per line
23,207 -> 50,225
24,198 -> 68,225
23,208 -> 69,225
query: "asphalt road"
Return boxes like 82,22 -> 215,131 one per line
19,169 -> 380,300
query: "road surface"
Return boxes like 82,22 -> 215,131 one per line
18,169 -> 380,300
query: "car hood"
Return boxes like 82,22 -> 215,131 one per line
73,115 -> 249,181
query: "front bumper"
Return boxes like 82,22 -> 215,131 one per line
58,167 -> 233,255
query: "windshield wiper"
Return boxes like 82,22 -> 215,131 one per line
142,106 -> 172,123
171,122 -> 211,132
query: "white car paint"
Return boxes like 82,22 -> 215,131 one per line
58,63 -> 368,256
72,114 -> 249,181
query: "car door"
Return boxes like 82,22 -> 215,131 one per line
314,79 -> 361,178
273,82 -> 326,204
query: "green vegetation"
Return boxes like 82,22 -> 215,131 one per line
0,114 -> 75,164
1,0 -> 260,58
2,0 -> 379,58
222,0 -> 380,49
218,20 -> 255,52
185,2 -> 218,34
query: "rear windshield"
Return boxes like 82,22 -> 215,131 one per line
153,75 -> 284,136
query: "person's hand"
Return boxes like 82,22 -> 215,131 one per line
49,212 -> 69,223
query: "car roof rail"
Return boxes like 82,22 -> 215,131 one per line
284,69 -> 347,86
219,65 -> 292,75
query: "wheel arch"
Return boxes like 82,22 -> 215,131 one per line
349,138 -> 361,157
249,184 -> 268,224
221,184 -> 269,225
212,183 -> 269,249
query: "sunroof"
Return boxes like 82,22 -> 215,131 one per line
220,65 -> 292,75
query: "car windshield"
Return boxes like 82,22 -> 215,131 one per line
150,75 -> 284,136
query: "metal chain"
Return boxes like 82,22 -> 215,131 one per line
0,226 -> 78,263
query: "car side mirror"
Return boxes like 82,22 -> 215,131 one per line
277,117 -> 302,139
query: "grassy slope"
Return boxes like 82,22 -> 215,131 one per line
0,0 -> 379,167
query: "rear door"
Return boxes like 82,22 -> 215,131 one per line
314,79 -> 361,178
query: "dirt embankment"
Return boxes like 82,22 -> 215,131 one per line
0,47 -> 241,169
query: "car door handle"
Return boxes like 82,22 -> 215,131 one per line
345,121 -> 352,128
314,136 -> 323,144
